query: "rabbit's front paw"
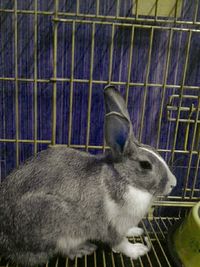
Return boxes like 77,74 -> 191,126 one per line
126,227 -> 144,237
68,242 -> 97,260
126,243 -> 149,259
112,238 -> 150,259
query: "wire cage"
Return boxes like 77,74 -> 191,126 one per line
0,0 -> 200,266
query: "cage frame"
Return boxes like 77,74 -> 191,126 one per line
0,0 -> 200,266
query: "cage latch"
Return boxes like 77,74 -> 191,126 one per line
167,94 -> 200,151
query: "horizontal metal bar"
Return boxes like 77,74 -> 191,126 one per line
0,77 -> 200,90
153,200 -> 196,207
167,106 -> 200,112
0,8 -> 200,27
53,17 -> 200,32
167,195 -> 200,200
0,139 -> 51,144
167,118 -> 200,123
169,94 -> 199,100
0,140 -> 199,154
0,8 -> 53,15
0,77 -> 50,82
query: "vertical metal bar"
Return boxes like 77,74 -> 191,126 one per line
191,150 -> 200,198
174,0 -> 179,23
166,31 -> 183,164
183,96 -> 200,198
34,0 -> 38,155
96,0 -> 99,16
156,29 -> 173,149
55,258 -> 59,267
65,257 -> 69,267
14,0 -> 19,167
52,0 -> 58,145
170,31 -> 192,165
111,252 -> 116,267
118,39 -> 123,94
76,0 -> 80,15
125,26 -> 135,106
84,255 -> 87,267
86,23 -> 95,151
129,256 -> 135,267
103,23 -> 115,153
184,105 -> 194,151
154,0 -> 159,21
68,21 -> 75,146
75,256 -> 78,267
93,251 -> 97,267
108,24 -> 115,83
116,0 -> 120,18
193,0 -> 199,23
119,254 -> 125,267
135,0 -> 139,20
138,27 -> 154,142
102,250 -> 107,267
1,11 -> 6,174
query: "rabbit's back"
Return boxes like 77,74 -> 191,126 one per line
0,147 -> 103,200
0,147 -> 108,262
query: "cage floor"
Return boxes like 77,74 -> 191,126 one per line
0,217 -> 179,267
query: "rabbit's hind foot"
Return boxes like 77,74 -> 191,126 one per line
68,242 -> 97,260
112,238 -> 150,259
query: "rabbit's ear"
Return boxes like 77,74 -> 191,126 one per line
104,85 -> 131,122
104,85 -> 136,158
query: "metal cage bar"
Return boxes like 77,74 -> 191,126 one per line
68,21 -> 76,146
86,23 -> 95,151
170,31 -> 192,165
0,76 -> 199,91
125,26 -> 135,106
34,0 -> 38,155
193,0 -> 199,23
183,95 -> 200,198
0,5 -> 200,26
52,0 -> 59,145
191,150 -> 200,198
52,17 -> 200,32
138,27 -> 154,142
156,29 -> 173,149
14,0 -> 19,168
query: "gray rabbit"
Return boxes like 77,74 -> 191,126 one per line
0,85 -> 177,266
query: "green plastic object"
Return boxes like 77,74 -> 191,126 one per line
173,201 -> 200,267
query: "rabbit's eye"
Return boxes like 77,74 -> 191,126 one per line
139,160 -> 152,170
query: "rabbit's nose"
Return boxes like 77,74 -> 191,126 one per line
170,178 -> 177,192
170,174 -> 177,188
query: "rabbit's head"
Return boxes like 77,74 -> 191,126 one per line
104,85 -> 177,196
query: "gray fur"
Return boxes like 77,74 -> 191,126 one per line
0,86 -> 177,266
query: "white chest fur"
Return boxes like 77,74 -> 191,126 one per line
105,186 -> 153,235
